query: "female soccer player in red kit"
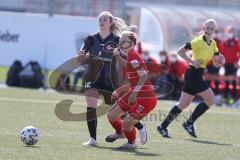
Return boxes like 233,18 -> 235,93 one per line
221,26 -> 240,101
105,31 -> 157,149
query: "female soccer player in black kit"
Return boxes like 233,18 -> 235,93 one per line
157,19 -> 225,138
76,11 -> 146,146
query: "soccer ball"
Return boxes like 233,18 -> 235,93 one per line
20,126 -> 40,145
212,54 -> 225,68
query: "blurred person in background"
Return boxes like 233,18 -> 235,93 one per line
159,50 -> 169,67
141,50 -> 168,99
158,50 -> 171,99
72,66 -> 87,92
142,51 -> 161,84
205,29 -> 223,100
168,53 -> 188,100
221,26 -> 240,104
55,74 -> 71,91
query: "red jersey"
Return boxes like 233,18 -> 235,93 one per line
221,38 -> 240,64
118,49 -> 157,118
169,60 -> 188,77
208,37 -> 223,65
126,50 -> 155,97
145,57 -> 161,75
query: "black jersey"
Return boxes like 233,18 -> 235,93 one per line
82,32 -> 119,89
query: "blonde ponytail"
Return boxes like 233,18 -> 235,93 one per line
98,11 -> 129,37
111,17 -> 130,36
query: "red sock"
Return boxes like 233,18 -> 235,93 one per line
109,118 -> 123,134
124,128 -> 136,144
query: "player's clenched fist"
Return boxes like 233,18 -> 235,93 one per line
113,48 -> 121,56
76,49 -> 85,63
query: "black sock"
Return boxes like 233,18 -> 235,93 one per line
161,105 -> 182,128
87,107 -> 97,140
232,81 -> 237,99
224,81 -> 230,98
214,80 -> 219,95
186,102 -> 209,124
134,122 -> 143,130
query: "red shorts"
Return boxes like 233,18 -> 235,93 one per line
118,91 -> 157,120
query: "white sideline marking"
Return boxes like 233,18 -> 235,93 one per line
0,97 -> 86,105
0,97 -> 239,115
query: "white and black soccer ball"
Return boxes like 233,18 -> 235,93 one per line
20,126 -> 40,145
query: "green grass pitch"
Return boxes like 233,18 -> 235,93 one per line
0,87 -> 239,160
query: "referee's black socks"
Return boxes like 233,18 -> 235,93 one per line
186,102 -> 209,124
161,105 -> 182,128
87,107 -> 97,140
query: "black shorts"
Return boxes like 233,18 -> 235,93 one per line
206,65 -> 219,75
224,64 -> 237,76
85,81 -> 115,105
183,66 -> 209,95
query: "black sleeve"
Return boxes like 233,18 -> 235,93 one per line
184,42 -> 192,50
81,35 -> 94,53
214,52 -> 220,56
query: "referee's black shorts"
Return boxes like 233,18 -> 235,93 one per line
183,66 -> 209,95
206,64 -> 219,75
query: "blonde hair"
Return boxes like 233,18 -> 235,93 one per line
121,31 -> 137,45
98,11 -> 129,36
204,19 -> 217,27
130,25 -> 138,33
195,18 -> 217,37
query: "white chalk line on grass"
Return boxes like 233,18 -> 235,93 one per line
0,97 -> 86,105
0,97 -> 240,115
